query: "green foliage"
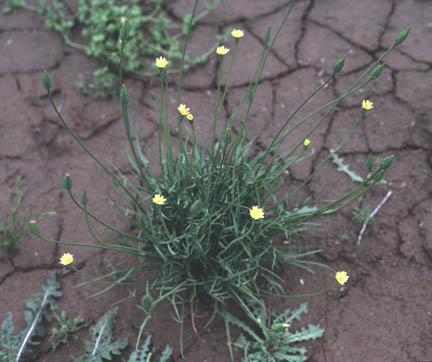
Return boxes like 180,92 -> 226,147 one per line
225,302 -> 324,362
352,205 -> 374,224
126,335 -> 173,362
34,0 -> 408,359
330,151 -> 363,183
73,308 -> 172,362
0,271 -> 62,361
72,308 -> 128,362
49,310 -> 86,351
4,0 -> 224,97
0,177 -> 55,253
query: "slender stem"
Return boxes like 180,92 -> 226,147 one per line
121,100 -> 150,186
287,109 -> 366,198
158,74 -> 164,175
66,189 -> 143,241
177,0 -> 199,105
212,55 -> 225,153
46,91 -> 146,215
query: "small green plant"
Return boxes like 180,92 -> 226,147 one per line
49,310 -> 86,351
29,0 -> 410,359
72,308 -> 128,362
72,308 -> 172,362
352,205 -> 374,224
225,302 -> 324,362
0,177 -> 55,253
127,334 -> 173,362
0,271 -> 62,362
3,0 -> 224,98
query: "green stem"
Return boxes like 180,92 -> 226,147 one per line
177,0 -> 199,105
212,55 -> 225,153
46,91 -> 146,215
287,109 -> 366,198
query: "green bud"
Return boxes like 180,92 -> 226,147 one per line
394,26 -> 411,45
333,56 -> 345,74
272,323 -> 283,330
141,294 -> 153,312
42,70 -> 52,90
120,19 -> 129,41
149,90 -> 157,102
177,113 -> 183,123
63,173 -> 72,190
190,199 -> 203,217
365,156 -> 373,173
119,84 -> 129,105
29,220 -> 40,235
371,64 -> 385,80
113,178 -> 120,187
380,155 -> 393,170
81,192 -> 88,207
264,27 -> 271,44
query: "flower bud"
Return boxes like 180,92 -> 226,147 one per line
29,220 -> 39,235
380,155 -> 393,170
119,84 -> 129,105
149,90 -> 157,102
120,19 -> 130,41
81,192 -> 88,207
190,199 -> 202,217
141,294 -> 153,313
42,70 -> 52,90
63,173 -> 72,190
394,26 -> 411,46
333,56 -> 345,74
370,64 -> 385,80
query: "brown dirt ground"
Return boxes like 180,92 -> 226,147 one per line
1,0 -> 432,361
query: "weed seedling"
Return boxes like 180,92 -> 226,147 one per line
0,177 -> 55,254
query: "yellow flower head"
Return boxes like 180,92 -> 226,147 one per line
177,104 -> 190,116
155,56 -> 169,69
152,194 -> 166,205
187,113 -> 194,121
120,16 -> 127,24
250,206 -> 264,220
59,253 -> 74,266
216,46 -> 230,55
231,29 -> 244,38
335,271 -> 349,285
304,138 -> 310,147
362,99 -> 374,110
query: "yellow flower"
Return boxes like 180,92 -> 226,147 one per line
187,113 -> 194,121
304,138 -> 310,147
59,253 -> 74,266
335,271 -> 349,285
231,29 -> 244,38
152,194 -> 166,205
249,206 -> 264,220
120,16 -> 127,24
155,56 -> 169,69
177,104 -> 190,116
362,99 -> 374,110
216,46 -> 230,55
